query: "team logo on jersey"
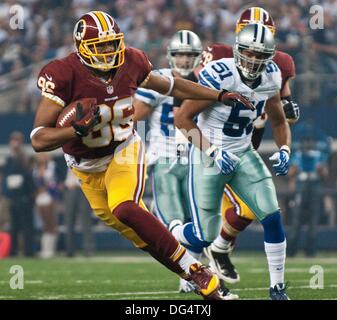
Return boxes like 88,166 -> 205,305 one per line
106,85 -> 114,94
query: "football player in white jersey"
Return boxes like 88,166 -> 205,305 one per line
173,23 -> 291,300
133,30 -> 238,299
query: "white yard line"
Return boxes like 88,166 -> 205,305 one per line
1,284 -> 337,300
249,268 -> 337,273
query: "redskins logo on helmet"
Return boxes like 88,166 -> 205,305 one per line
73,11 -> 125,71
236,7 -> 276,35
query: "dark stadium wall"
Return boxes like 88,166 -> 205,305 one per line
55,227 -> 337,252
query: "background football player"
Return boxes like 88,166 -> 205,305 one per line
30,11 -> 253,299
133,30 -> 238,299
198,7 -> 299,285
133,30 -> 202,294
174,23 -> 291,300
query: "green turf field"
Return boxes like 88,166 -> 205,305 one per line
0,252 -> 336,300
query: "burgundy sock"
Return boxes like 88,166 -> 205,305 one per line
113,201 -> 181,260
221,208 -> 253,242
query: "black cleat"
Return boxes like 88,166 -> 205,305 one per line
269,283 -> 290,300
219,279 -> 239,300
204,246 -> 240,284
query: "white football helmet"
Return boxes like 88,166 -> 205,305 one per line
233,23 -> 275,80
167,30 -> 202,76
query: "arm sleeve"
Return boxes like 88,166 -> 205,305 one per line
268,62 -> 282,94
37,60 -> 72,107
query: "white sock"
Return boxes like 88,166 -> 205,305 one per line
211,234 -> 234,253
187,249 -> 202,260
177,249 -> 199,274
171,223 -> 188,244
264,240 -> 286,288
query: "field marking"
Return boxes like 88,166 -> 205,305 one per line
1,284 -> 337,300
250,268 -> 337,273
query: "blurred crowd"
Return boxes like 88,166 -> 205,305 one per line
0,131 -> 96,258
0,0 -> 336,112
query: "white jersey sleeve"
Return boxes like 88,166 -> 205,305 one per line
263,61 -> 282,98
198,59 -> 235,91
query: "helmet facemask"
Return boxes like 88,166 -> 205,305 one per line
78,34 -> 125,71
234,45 -> 274,80
168,51 -> 201,77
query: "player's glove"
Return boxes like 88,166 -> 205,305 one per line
206,145 -> 240,175
269,145 -> 291,176
218,90 -> 255,111
71,103 -> 100,137
282,99 -> 300,123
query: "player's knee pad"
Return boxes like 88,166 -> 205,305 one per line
183,222 -> 211,252
223,208 -> 252,237
260,211 -> 285,243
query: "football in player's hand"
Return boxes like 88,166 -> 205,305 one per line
56,98 -> 98,128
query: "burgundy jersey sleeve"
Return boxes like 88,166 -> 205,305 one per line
200,44 -> 233,67
37,59 -> 73,107
273,51 -> 296,89
129,48 -> 153,86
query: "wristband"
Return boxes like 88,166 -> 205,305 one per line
280,145 -> 291,155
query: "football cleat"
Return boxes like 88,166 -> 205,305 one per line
204,246 -> 240,284
269,283 -> 290,300
179,278 -> 196,293
188,263 -> 222,299
219,280 -> 239,300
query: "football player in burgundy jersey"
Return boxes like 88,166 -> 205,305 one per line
174,7 -> 299,288
30,11 -> 254,299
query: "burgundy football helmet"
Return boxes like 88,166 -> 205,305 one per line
73,11 -> 125,71
236,7 -> 276,35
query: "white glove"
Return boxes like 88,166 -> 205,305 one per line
206,145 -> 240,175
269,145 -> 290,176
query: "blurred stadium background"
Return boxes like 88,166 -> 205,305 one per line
0,0 -> 336,299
